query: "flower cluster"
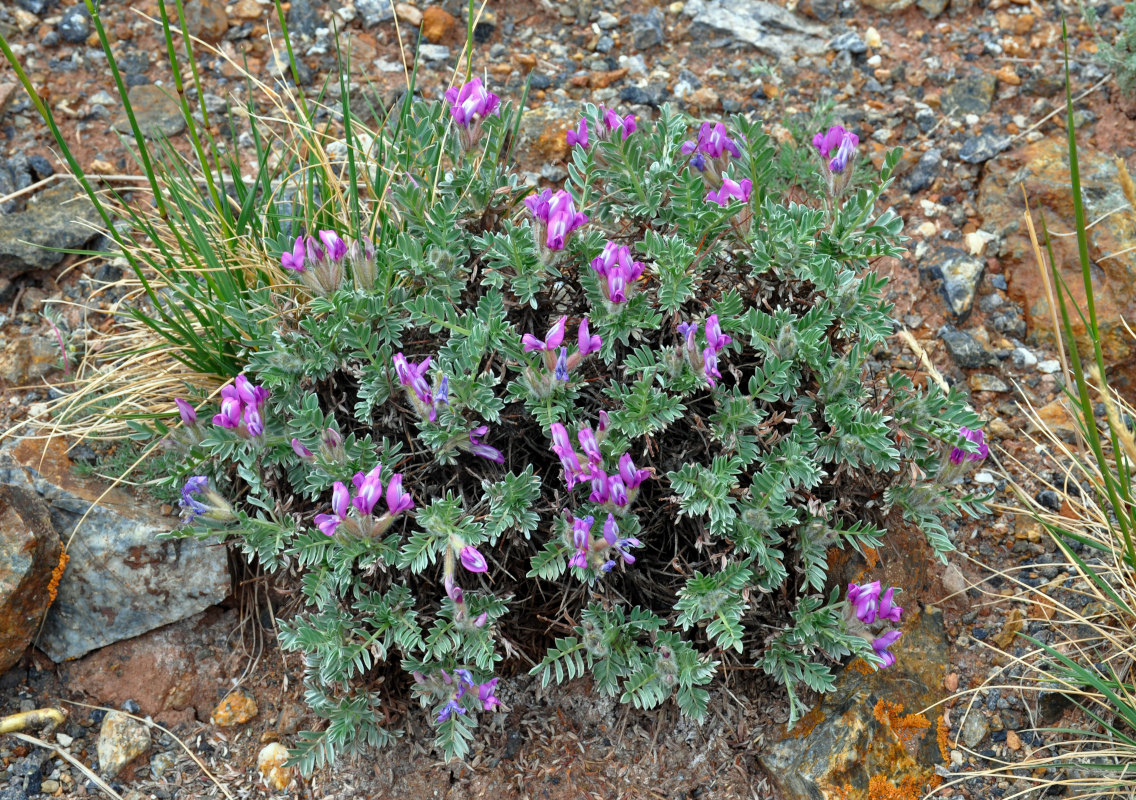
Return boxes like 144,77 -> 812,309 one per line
682,121 -> 742,188
281,229 -> 348,296
567,512 -> 643,573
212,374 -> 269,438
549,421 -> 651,513
813,125 -> 859,174
314,464 -> 414,539
427,668 -> 502,722
178,476 -> 236,523
444,78 -> 500,152
674,314 -> 732,387
566,106 -> 636,150
522,316 -> 601,393
590,242 -> 645,304
938,425 -> 989,483
393,353 -> 448,422
846,581 -> 904,668
525,189 -> 588,256
706,177 -> 752,208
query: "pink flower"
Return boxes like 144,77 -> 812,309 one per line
522,317 -> 568,353
444,78 -> 500,126
280,236 -> 306,272
705,177 -> 753,207
872,630 -> 902,668
847,581 -> 881,624
385,473 -> 414,515
566,118 -> 589,149
460,545 -> 488,573
577,317 -> 602,356
949,427 -> 988,465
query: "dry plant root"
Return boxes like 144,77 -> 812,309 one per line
0,707 -> 66,735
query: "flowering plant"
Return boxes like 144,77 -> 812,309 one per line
98,77 -> 987,767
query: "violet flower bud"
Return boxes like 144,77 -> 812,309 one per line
702,346 -> 722,387
878,587 -> 903,624
949,427 -> 989,465
280,235 -> 306,272
577,427 -> 603,465
291,438 -> 314,460
385,473 -> 414,515
352,467 -> 384,516
554,348 -> 570,382
319,230 -> 347,262
617,453 -> 650,490
179,476 -> 210,520
467,425 -> 505,463
600,107 -> 635,140
523,316 -> 568,353
459,545 -> 488,573
314,480 -> 351,536
175,398 -> 197,427
704,314 -> 732,352
577,317 -> 602,356
872,630 -> 902,669
543,190 -> 588,251
566,118 -> 589,149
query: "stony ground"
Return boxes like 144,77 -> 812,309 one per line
1,0 -> 1134,797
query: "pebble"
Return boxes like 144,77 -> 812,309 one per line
356,0 -> 395,26
257,742 -> 293,791
40,780 -> 59,794
969,373 -> 1010,392
864,27 -> 882,48
1037,359 -> 1060,374
417,44 -> 450,62
394,2 -> 422,27
961,712 -> 989,748
1011,347 -> 1038,368
904,148 -> 942,193
211,687 -> 258,726
926,247 -> 986,318
57,5 -> 91,43
828,31 -> 867,54
940,326 -> 998,368
960,132 -> 1012,164
97,711 -> 151,779
629,7 -> 664,50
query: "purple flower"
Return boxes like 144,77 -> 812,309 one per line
569,514 -> 593,570
597,410 -> 609,435
872,630 -> 902,669
878,587 -> 903,624
211,375 -> 269,438
385,473 -> 414,515
682,121 -> 742,160
577,427 -> 603,465
607,476 -> 628,507
524,188 -> 552,220
554,347 -> 570,381
566,118 -> 589,149
949,427 -> 988,465
444,78 -> 500,127
678,321 -> 699,352
590,242 -> 645,304
706,177 -> 753,207
813,125 -> 859,173
460,545 -> 488,573
704,314 -> 732,352
477,678 -> 502,711
577,317 -> 602,356
551,423 -> 587,487
393,353 -> 433,406
589,468 -> 610,504
468,425 -> 505,463
847,581 -> 882,625
175,398 -> 197,427
352,465 -> 384,515
304,234 -> 325,264
601,513 -> 642,570
436,699 -> 466,723
617,453 -> 650,490
291,438 -> 314,459
523,316 -> 568,353
318,230 -> 347,262
179,476 -> 211,520
315,480 -> 351,536
280,236 -> 306,272
544,190 -> 589,251
600,107 -> 636,140
702,347 -> 722,387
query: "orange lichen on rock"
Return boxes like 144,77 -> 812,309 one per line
786,705 -> 825,739
834,774 -> 930,800
863,546 -> 880,569
47,548 -> 68,604
849,656 -> 875,675
873,699 -> 930,754
937,714 -> 951,762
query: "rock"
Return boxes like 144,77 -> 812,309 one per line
421,7 -> 455,42
1006,729 -> 1022,751
356,0 -> 395,26
979,136 -> 1136,388
112,84 -> 186,138
960,132 -> 1011,164
960,711 -> 989,748
60,609 -> 229,729
687,87 -> 720,110
799,0 -> 839,21
828,30 -> 866,54
0,437 -> 230,662
904,147 -> 941,193
760,607 -> 949,800
0,336 -> 60,385
942,73 -> 997,117
395,2 -> 422,27
629,7 -> 664,50
286,0 -> 318,37
182,0 -> 228,42
16,0 -> 56,14
969,373 -> 1010,392
97,711 -> 151,778
939,326 -> 998,368
56,5 -> 90,44
417,44 -> 450,62
860,0 -> 915,11
924,247 -> 985,319
684,0 -> 829,59
0,184 -> 100,277
257,742 -> 293,791
619,84 -> 666,106
150,751 -> 178,780
917,0 -> 949,16
231,0 -> 262,20
0,82 -> 18,120
0,485 -> 61,674
211,687 -> 258,726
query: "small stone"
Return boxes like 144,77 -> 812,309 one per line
864,26 -> 882,48
287,0 -> 319,36
150,751 -> 178,780
112,85 -> 186,138
1037,359 -> 1061,374
950,749 -> 964,767
257,742 -> 293,791
828,31 -> 867,54
57,4 -> 91,43
1006,729 -> 1022,751
182,0 -> 228,42
597,11 -> 619,29
941,327 -> 998,368
231,0 -> 263,20
945,672 -> 959,691
97,711 -> 152,779
688,87 -> 720,110
395,2 -> 422,27
916,221 -> 937,237
356,0 -> 395,26
969,373 -> 1010,392
798,0 -> 839,20
12,7 -> 40,33
987,418 -> 1013,438
421,7 -> 455,42
943,72 -> 997,117
960,132 -> 1012,164
917,0 -> 949,17
861,0 -> 915,10
965,229 -> 997,256
211,687 -> 258,726
926,247 -> 986,319
1011,347 -> 1038,368
417,44 -> 450,61
960,712 -> 989,748
629,7 -> 664,50
904,147 -> 942,193
40,780 -> 59,794
996,65 -> 1022,85
55,733 -> 73,747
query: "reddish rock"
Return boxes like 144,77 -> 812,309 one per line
978,137 -> 1136,388
183,0 -> 229,41
421,7 -> 456,43
0,485 -> 61,674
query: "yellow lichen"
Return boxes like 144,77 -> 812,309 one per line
863,546 -> 880,569
849,656 -> 875,675
937,714 -> 951,763
786,705 -> 825,739
873,699 -> 930,755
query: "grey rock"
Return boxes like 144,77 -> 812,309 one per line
960,132 -> 1011,164
969,373 -> 1010,392
685,0 -> 829,59
0,184 -> 101,277
828,30 -> 866,54
619,83 -> 667,106
57,4 -> 90,44
0,485 -> 61,674
960,711 -> 989,748
904,147 -> 941,193
286,0 -> 319,37
949,0 -> 975,13
0,438 -> 230,662
597,11 -> 619,29
798,0 -> 839,21
991,309 -> 1027,338
16,0 -> 56,14
915,107 -> 936,134
97,711 -> 151,778
925,246 -> 985,318
943,73 -> 997,117
595,35 -> 614,53
112,84 -> 186,138
917,0 -> 949,17
355,0 -> 394,27
629,7 -> 664,50
417,44 -> 451,62
940,326 -> 998,368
